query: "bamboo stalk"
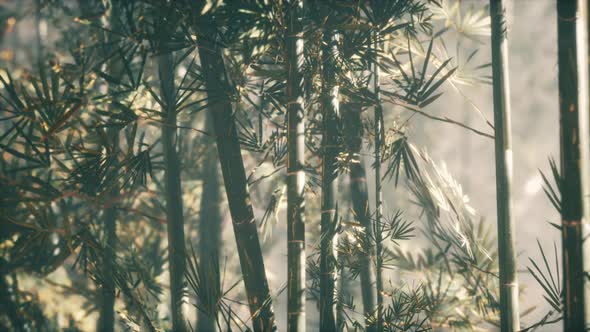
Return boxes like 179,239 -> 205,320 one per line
158,50 -> 188,332
344,103 -> 377,332
99,141 -> 117,332
286,1 -> 306,331
371,31 -> 384,332
99,163 -> 117,332
319,29 -> 339,332
557,1 -> 590,330
197,112 -> 222,331
81,1 -> 122,330
336,239 -> 346,330
489,1 -> 520,331
195,16 -> 277,332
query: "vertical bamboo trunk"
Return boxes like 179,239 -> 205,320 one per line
158,51 -> 188,332
286,1 -> 306,331
99,147 -> 117,332
335,242 -> 346,330
557,1 -> 590,330
100,174 -> 117,332
344,104 -> 377,332
371,32 -> 384,332
99,137 -> 117,332
489,1 -> 520,331
197,112 -> 222,331
78,1 -> 120,330
99,2 -> 124,330
195,17 -> 277,332
319,30 -> 339,332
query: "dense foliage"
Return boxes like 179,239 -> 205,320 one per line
0,0 -> 587,331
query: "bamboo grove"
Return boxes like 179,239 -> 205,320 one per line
0,0 -> 589,331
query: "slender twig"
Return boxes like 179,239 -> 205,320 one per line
389,100 -> 494,139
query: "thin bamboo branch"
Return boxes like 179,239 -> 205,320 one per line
387,99 -> 494,139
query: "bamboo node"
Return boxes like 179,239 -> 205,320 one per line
562,220 -> 582,227
287,311 -> 306,315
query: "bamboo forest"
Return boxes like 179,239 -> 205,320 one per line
1,0 -> 589,331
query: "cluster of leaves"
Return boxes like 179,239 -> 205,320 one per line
333,146 -> 502,331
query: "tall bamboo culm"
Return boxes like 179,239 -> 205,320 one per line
195,15 -> 277,332
489,1 -> 520,331
197,112 -> 222,331
158,48 -> 188,332
319,30 -> 339,332
344,104 -> 377,332
78,1 -> 123,330
285,0 -> 306,331
556,0 -> 590,330
371,31 -> 384,332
